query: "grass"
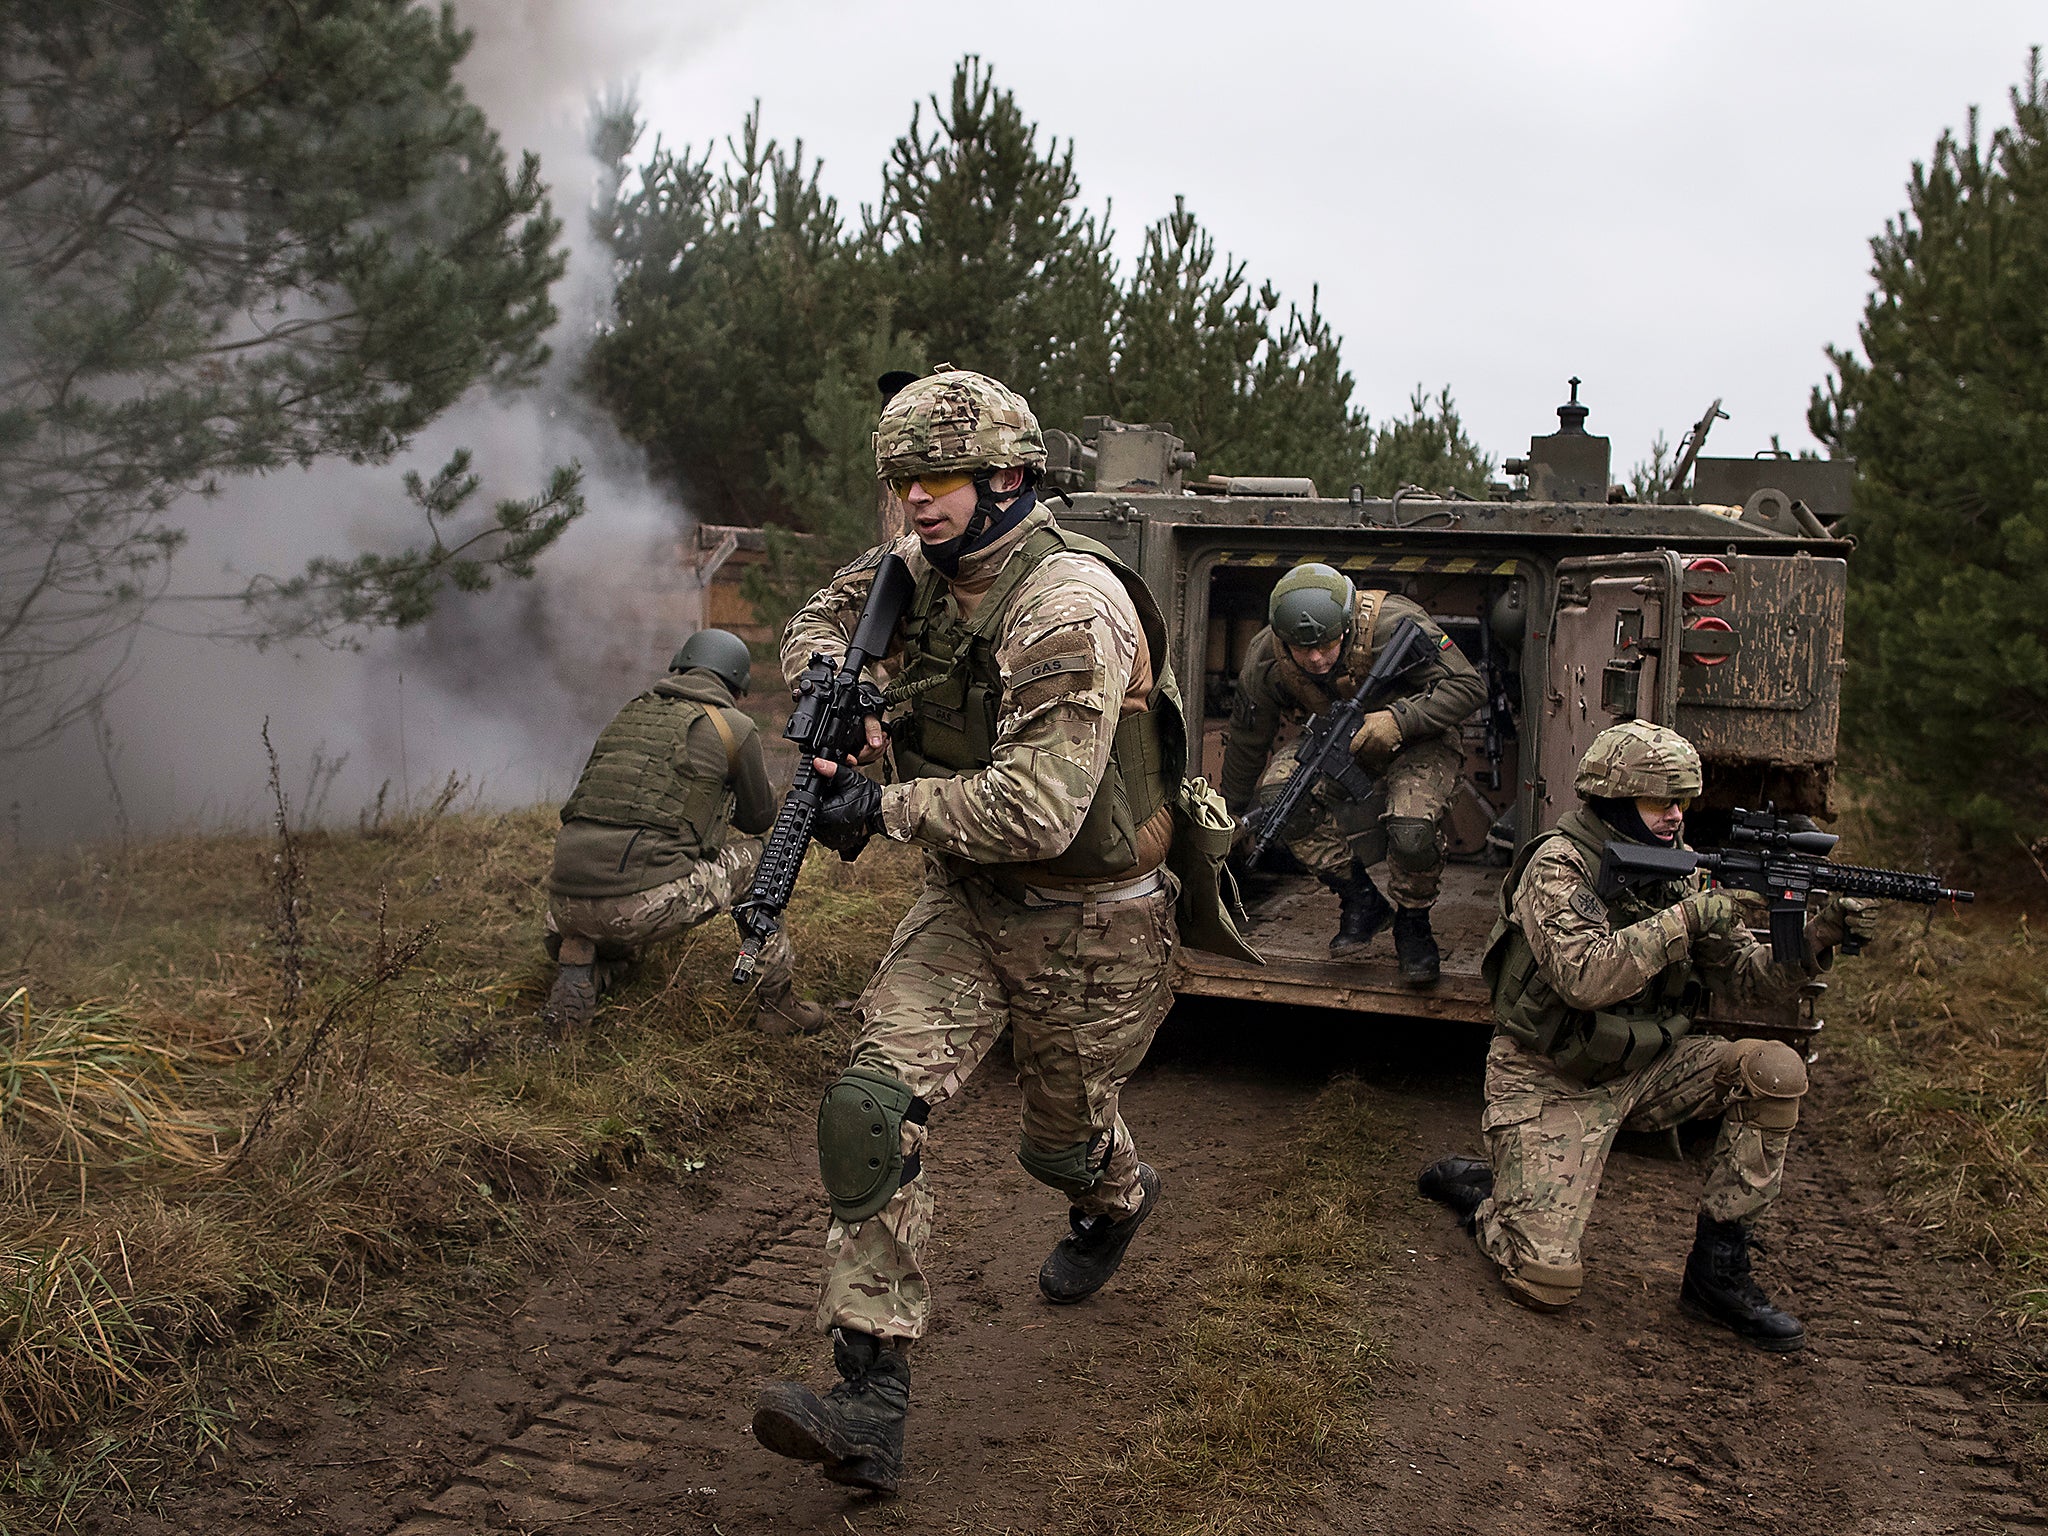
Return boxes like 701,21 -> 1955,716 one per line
1822,790 -> 2048,1406
0,802 -> 921,1524
1037,1079 -> 1394,1536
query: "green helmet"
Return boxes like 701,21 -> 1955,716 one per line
1574,721 -> 1703,799
670,628 -> 752,695
1268,563 -> 1356,647
873,365 -> 1046,480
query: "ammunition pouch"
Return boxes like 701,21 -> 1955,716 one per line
817,1067 -> 930,1224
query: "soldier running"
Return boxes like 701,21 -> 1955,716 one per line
1221,561 -> 1485,984
1419,720 -> 1875,1350
542,630 -> 827,1036
751,367 -> 1185,1493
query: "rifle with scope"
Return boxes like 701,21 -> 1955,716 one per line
1595,805 -> 1974,965
731,552 -> 915,985
1243,616 -> 1430,865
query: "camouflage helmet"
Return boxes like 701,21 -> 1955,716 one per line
670,628 -> 752,695
1574,721 -> 1703,799
1269,562 -> 1357,648
873,365 -> 1046,479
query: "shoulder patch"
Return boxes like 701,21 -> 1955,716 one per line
1568,887 -> 1609,925
830,544 -> 889,581
1008,627 -> 1099,712
1437,631 -> 1456,651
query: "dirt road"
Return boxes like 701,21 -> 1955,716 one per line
104,1018 -> 2045,1536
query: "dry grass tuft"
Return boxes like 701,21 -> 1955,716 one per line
0,805 -> 922,1519
1043,1079 -> 1393,1536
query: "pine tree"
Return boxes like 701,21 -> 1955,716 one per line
0,0 -> 578,752
588,105 -> 860,527
865,57 -> 1119,432
1810,49 -> 2048,841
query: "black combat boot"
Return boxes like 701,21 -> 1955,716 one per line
541,963 -> 598,1031
1417,1156 -> 1494,1233
753,1327 -> 912,1492
1324,862 -> 1394,957
1680,1213 -> 1806,1353
1392,906 -> 1442,986
1039,1164 -> 1162,1304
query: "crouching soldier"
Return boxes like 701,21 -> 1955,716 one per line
1221,561 -> 1485,984
1419,721 -> 1874,1351
542,629 -> 827,1036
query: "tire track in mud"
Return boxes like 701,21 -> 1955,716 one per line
386,1194 -> 820,1534
1364,1067 -> 2048,1536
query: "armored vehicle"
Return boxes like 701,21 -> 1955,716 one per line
1038,383 -> 1855,1045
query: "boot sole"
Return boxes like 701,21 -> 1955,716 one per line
1678,1290 -> 1806,1353
1039,1168 -> 1162,1305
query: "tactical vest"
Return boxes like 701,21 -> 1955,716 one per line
560,692 -> 740,856
888,524 -> 1185,884
1481,808 -> 1701,1082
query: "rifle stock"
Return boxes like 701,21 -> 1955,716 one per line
731,552 -> 915,984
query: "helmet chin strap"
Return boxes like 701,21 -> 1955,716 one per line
924,473 -> 1035,578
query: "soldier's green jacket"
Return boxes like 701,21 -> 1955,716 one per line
1488,805 -> 1824,1080
1219,590 -> 1485,813
781,504 -> 1145,867
549,670 -> 773,900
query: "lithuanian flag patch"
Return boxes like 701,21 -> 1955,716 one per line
1437,632 -> 1455,650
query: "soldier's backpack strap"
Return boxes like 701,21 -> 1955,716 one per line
700,703 -> 741,773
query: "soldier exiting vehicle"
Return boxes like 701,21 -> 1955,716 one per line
543,630 -> 827,1036
751,367 -> 1186,1494
1419,720 -> 1875,1350
1221,561 -> 1485,984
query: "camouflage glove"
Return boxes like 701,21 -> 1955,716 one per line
1807,895 -> 1878,950
813,765 -> 884,856
1676,889 -> 1740,941
1349,709 -> 1402,765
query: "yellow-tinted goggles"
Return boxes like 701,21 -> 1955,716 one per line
1639,795 -> 1696,813
886,471 -> 974,500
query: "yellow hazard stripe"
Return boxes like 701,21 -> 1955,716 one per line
1216,554 -> 1521,576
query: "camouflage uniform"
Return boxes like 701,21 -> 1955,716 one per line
1221,590 -> 1483,907
1466,722 -> 1857,1312
783,501 -> 1177,1341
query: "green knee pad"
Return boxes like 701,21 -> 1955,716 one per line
1017,1134 -> 1102,1199
1385,816 -> 1441,873
817,1067 -> 929,1224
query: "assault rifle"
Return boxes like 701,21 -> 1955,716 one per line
731,552 -> 915,984
1244,616 -> 1431,865
1596,805 -> 1974,965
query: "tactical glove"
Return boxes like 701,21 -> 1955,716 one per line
1677,889 -> 1740,941
1349,709 -> 1402,764
813,765 -> 884,856
1807,895 -> 1878,950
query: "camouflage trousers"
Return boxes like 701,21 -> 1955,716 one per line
1253,735 -> 1464,906
815,858 -> 1179,1342
544,837 -> 793,996
1471,1030 -> 1804,1306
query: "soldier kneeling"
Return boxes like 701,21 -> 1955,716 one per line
542,629 -> 826,1036
1420,720 -> 1873,1351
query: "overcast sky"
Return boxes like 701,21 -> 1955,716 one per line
618,0 -> 2042,475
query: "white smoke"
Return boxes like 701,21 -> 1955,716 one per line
8,2 -> 765,844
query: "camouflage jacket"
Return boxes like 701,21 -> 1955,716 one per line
781,504 -> 1144,866
1219,589 -> 1485,811
1509,806 -> 1816,1017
